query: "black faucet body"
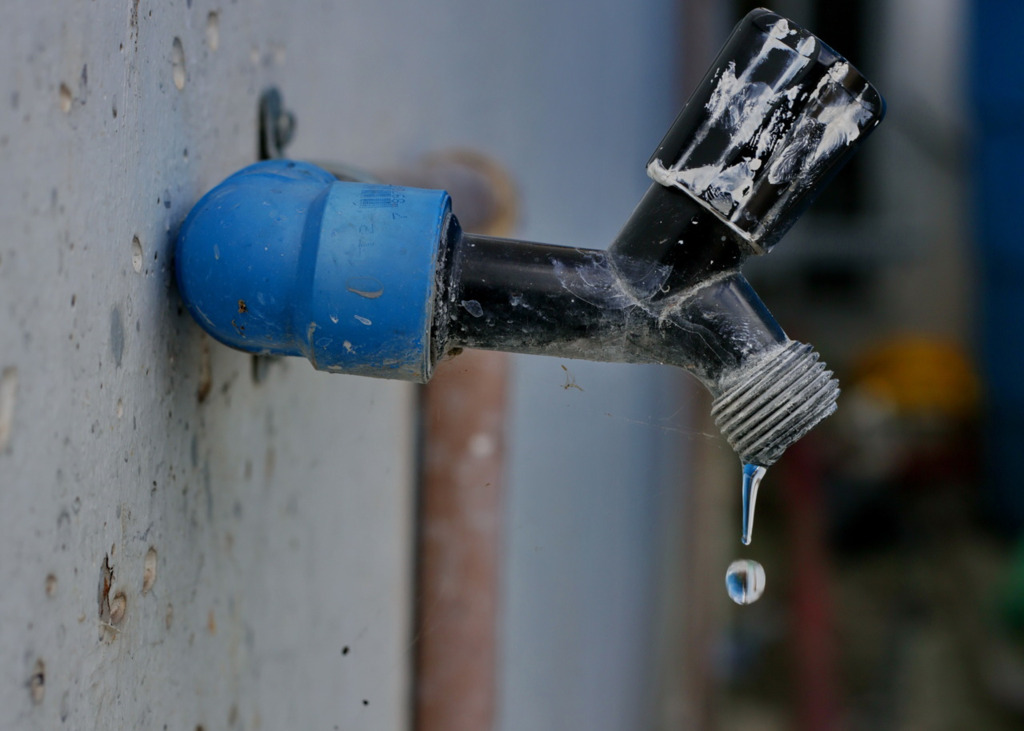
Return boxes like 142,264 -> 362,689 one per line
444,9 -> 884,464
446,189 -> 784,393
175,10 -> 884,466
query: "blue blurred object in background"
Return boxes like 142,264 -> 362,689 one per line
971,0 -> 1024,534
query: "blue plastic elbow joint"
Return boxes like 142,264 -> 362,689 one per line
176,160 -> 451,382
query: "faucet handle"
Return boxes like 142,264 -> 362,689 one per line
647,9 -> 885,253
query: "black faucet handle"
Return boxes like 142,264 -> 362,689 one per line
648,8 -> 885,253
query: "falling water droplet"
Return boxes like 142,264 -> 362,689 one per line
740,462 -> 766,546
725,559 -> 766,605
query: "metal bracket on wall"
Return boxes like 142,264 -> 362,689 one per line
259,88 -> 296,160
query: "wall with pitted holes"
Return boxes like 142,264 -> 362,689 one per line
1,1 -> 685,729
1,3 -> 424,728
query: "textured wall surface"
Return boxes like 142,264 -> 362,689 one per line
2,0 -> 688,728
0,3 -> 418,729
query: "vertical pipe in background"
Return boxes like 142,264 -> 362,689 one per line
415,351 -> 509,731
783,438 -> 840,731
406,149 -> 517,731
971,0 -> 1024,533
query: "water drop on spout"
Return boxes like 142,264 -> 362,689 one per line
741,463 -> 766,545
725,559 -> 766,605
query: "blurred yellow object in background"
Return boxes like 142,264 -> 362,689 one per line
851,336 -> 981,421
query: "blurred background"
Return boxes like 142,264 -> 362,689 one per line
411,0 -> 1024,730
3,0 -> 1022,728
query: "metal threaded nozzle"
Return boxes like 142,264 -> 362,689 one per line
711,341 -> 839,466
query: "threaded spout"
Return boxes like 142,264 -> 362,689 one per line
711,341 -> 839,466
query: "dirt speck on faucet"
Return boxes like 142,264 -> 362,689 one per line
346,276 -> 385,299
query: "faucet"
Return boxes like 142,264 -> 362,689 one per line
175,9 -> 884,466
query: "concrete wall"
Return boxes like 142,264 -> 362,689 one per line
2,1 -> 688,728
1,3 -> 421,728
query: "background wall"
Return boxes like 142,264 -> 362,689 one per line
1,3 -> 421,729
1,1 -> 694,728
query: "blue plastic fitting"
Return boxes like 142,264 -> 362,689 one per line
175,160 -> 451,382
